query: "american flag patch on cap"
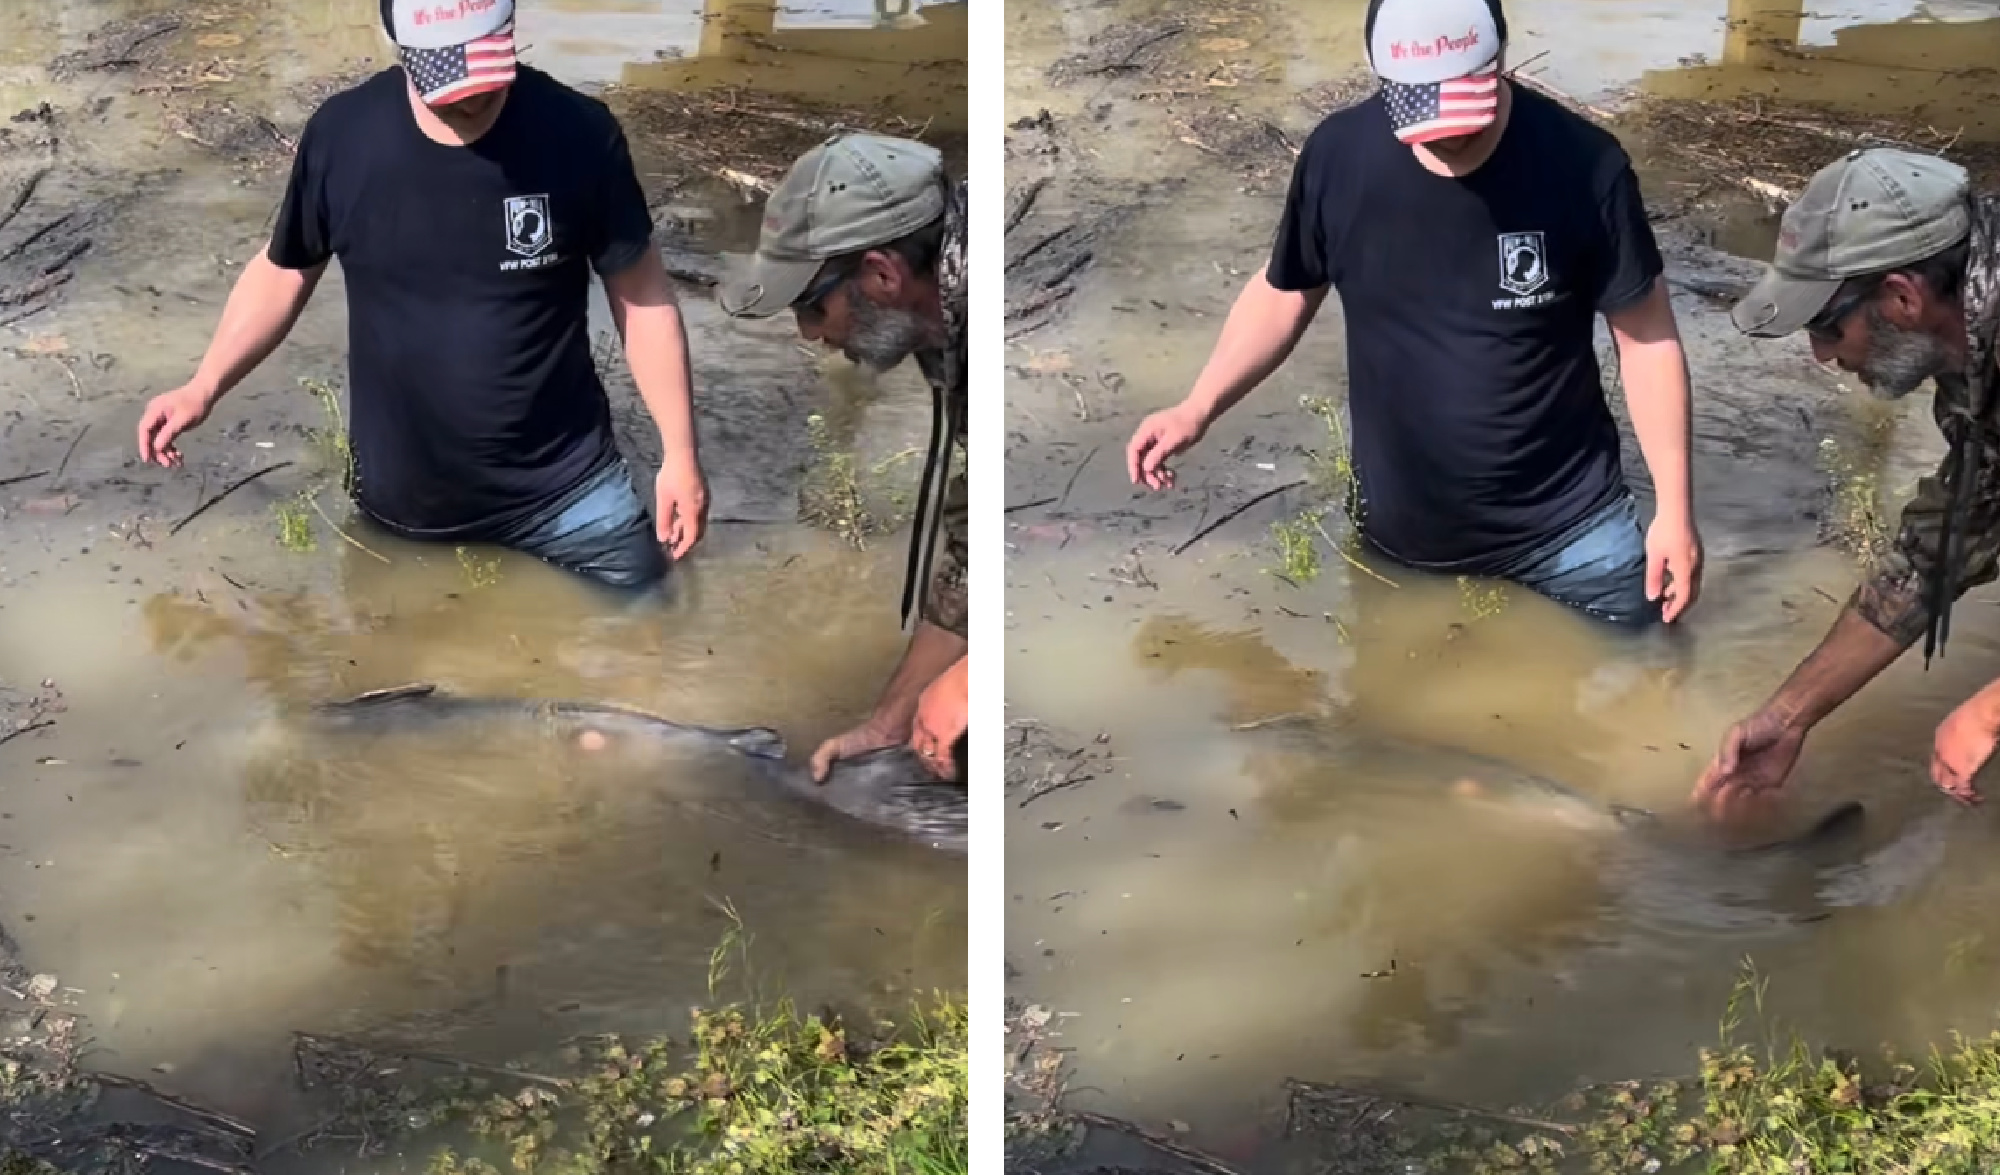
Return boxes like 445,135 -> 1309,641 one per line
400,17 -> 517,106
1380,65 -> 1499,144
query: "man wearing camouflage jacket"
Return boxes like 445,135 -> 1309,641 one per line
1695,148 -> 2000,811
720,132 -> 968,785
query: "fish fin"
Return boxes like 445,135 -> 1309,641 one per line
1805,800 -> 1866,845
727,728 -> 787,760
316,682 -> 439,710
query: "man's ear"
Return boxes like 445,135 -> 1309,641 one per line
856,249 -> 909,303
1878,272 -> 1933,330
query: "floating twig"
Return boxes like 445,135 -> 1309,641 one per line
1171,479 -> 1305,556
51,422 -> 88,486
1230,713 -> 1313,732
88,1071 -> 257,1139
306,494 -> 391,563
1285,1077 -> 1578,1136
1058,444 -> 1098,509
1070,1111 -> 1245,1175
294,1031 -> 569,1089
169,461 -> 292,537
0,720 -> 54,747
1313,516 -> 1401,588
1018,763 -> 1094,808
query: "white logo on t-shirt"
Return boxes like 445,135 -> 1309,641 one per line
503,193 -> 553,260
1496,231 -> 1549,296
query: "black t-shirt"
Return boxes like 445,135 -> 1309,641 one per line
268,66 -> 656,538
1267,83 -> 1664,572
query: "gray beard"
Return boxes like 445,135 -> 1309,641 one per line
842,286 -> 931,372
1857,304 -> 1954,400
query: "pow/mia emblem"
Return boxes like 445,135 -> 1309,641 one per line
1496,231 -> 1549,296
503,194 -> 552,258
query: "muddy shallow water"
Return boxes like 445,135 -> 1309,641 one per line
1004,0 -> 2000,1164
0,0 -> 966,1160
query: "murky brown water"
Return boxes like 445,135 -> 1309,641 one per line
1006,0 -> 2000,1164
0,0 -> 965,1158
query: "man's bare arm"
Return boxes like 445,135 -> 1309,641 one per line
602,247 -> 698,473
1605,277 -> 1694,527
191,246 -> 327,403
1179,268 -> 1330,425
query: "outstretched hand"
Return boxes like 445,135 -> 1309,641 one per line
1932,692 -> 2000,806
1645,512 -> 1703,623
1125,404 -> 1208,491
654,457 -> 709,560
1691,707 -> 1806,820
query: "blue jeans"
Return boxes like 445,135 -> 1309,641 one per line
1495,492 -> 1657,627
490,458 -> 668,591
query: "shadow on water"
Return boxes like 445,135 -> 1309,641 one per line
1004,0 -> 2000,1163
0,0 -> 966,1157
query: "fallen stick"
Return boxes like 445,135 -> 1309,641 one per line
294,1031 -> 570,1089
306,492 -> 391,562
0,168 -> 48,235
1171,480 -> 1305,556
0,720 -> 54,747
1058,444 -> 1098,508
0,469 -> 49,487
89,1071 -> 257,1139
168,461 -> 292,537
51,421 -> 88,485
1230,713 -> 1314,731
1070,1110 -> 1246,1175
1005,496 -> 1056,514
1006,175 -> 1051,233
1285,1077 -> 1578,1136
1017,764 -> 1094,809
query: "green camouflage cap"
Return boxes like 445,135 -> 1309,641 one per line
1733,147 -> 1972,338
718,132 -> 946,319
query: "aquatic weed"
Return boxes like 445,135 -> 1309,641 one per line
1457,576 -> 1508,621
1269,509 -> 1324,583
800,412 -> 918,548
1816,428 -> 1893,570
274,494 -> 315,552
456,546 -> 503,589
424,914 -> 966,1175
1262,396 -> 1367,585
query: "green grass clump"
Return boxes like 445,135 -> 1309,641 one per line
426,922 -> 966,1175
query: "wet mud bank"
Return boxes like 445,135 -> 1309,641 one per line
1,0 -> 967,1165
1004,0 -> 2000,1169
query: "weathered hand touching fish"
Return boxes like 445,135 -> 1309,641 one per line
306,683 -> 967,854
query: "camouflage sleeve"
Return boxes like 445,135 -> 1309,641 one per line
1853,410 -> 2000,644
919,469 -> 968,640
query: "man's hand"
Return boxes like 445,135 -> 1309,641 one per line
1125,403 -> 1209,490
1645,512 -> 1704,623
654,456 -> 709,560
809,716 -> 906,784
1692,706 -> 1808,817
910,656 -> 967,781
137,384 -> 220,468
1932,691 -> 2000,806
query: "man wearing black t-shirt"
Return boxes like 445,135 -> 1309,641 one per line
1125,0 -> 1702,626
135,0 -> 707,591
